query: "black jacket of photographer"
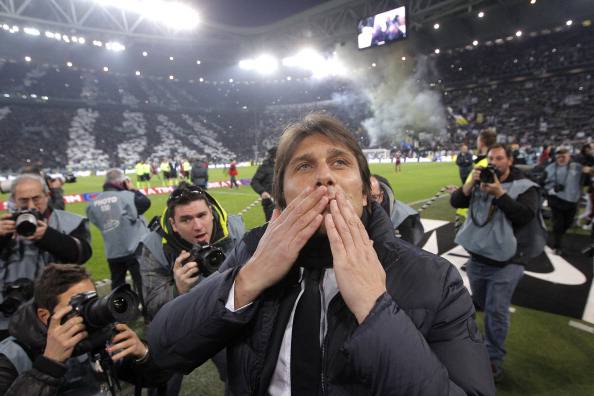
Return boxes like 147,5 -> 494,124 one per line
0,301 -> 169,395
0,210 -> 92,331
148,202 -> 495,396
450,166 -> 541,266
250,158 -> 274,196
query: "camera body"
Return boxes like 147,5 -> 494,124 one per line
11,208 -> 43,237
479,164 -> 500,184
183,244 -> 226,277
553,184 -> 565,193
63,284 -> 140,355
0,278 -> 34,317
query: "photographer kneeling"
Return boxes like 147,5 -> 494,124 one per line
451,144 -> 544,381
139,182 -> 245,394
0,174 -> 92,340
0,264 -> 169,395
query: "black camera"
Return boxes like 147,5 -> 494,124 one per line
0,278 -> 34,317
554,184 -> 565,193
11,208 -> 43,237
63,284 -> 140,355
479,165 -> 500,184
183,244 -> 226,277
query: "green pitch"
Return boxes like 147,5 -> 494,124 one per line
2,162 -> 594,395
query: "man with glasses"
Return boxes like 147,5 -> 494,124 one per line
139,182 -> 245,395
370,174 -> 424,246
0,174 -> 92,341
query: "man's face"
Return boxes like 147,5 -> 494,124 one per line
487,147 -> 513,174
14,179 -> 49,213
461,145 -> 468,154
556,152 -> 571,166
37,279 -> 95,326
170,199 -> 214,245
369,177 -> 384,204
282,134 -> 367,227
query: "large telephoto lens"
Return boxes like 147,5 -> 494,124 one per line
82,284 -> 139,329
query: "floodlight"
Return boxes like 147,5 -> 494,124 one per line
286,76 -> 292,81
401,56 -> 406,61
142,51 -> 148,56
93,40 -> 103,46
66,61 -> 73,67
71,36 -> 79,43
2,24 -> 8,31
135,70 -> 141,76
24,27 -> 40,36
24,56 -> 31,62
78,37 -> 86,44
196,60 -> 201,65
3,94 -> 9,98
95,0 -> 200,30
45,31 -> 54,38
103,66 -> 109,72
433,23 -> 440,30
228,78 -> 234,83
169,56 -> 174,61
515,30 -> 522,37
472,40 -> 479,46
41,96 -> 48,100
63,35 -> 70,43
566,20 -> 573,26
55,33 -> 62,40
371,62 -> 376,67
478,11 -> 485,18
530,0 -> 536,4
434,48 -> 440,54
199,77 -> 204,82
30,94 -> 37,98
106,41 -> 125,52
169,75 -> 174,80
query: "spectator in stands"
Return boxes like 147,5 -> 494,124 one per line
0,174 -> 92,340
190,156 -> 209,189
451,144 -> 543,382
86,169 -> 150,310
370,174 -> 424,246
147,113 -> 494,395
539,144 -> 553,166
456,144 -> 474,184
228,160 -> 239,188
541,147 -> 591,255
251,147 -> 276,222
0,264 -> 170,394
139,182 -> 245,395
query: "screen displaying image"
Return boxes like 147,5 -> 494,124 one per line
357,5 -> 407,50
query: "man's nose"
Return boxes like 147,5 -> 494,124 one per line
315,163 -> 335,187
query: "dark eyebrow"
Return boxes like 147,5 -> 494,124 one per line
289,153 -> 316,167
327,148 -> 352,158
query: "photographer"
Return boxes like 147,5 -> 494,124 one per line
139,182 -> 245,395
540,147 -> 591,255
86,169 -> 151,299
0,174 -> 91,340
450,144 -> 543,381
0,264 -> 169,395
250,147 -> 276,222
369,174 -> 424,246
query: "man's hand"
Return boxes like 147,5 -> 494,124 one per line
462,168 -> 482,196
261,192 -> 271,200
24,220 -> 48,241
43,306 -> 88,363
107,323 -> 148,361
173,250 -> 200,294
0,214 -> 15,236
235,186 -> 329,308
325,190 -> 387,324
480,173 -> 506,198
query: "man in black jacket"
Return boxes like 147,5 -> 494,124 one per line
0,264 -> 169,395
456,144 -> 474,184
450,144 -> 543,381
250,147 -> 276,222
148,113 -> 495,395
0,174 -> 92,340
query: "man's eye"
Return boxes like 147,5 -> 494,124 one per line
296,163 -> 311,171
334,159 -> 349,166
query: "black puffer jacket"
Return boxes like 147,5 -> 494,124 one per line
250,158 -> 274,195
148,202 -> 495,395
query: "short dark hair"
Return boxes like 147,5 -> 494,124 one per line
487,144 -> 513,159
479,130 -> 497,148
167,182 -> 209,218
34,264 -> 91,312
273,113 -> 371,209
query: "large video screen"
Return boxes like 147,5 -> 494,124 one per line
357,5 -> 407,50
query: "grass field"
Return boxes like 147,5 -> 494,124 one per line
2,162 -> 594,395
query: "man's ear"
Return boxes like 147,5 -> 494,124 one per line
37,307 -> 50,326
169,217 -> 178,233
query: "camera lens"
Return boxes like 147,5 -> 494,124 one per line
111,296 -> 128,314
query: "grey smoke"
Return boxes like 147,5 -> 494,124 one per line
334,46 -> 447,146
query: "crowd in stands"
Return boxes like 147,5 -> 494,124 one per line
0,24 -> 593,171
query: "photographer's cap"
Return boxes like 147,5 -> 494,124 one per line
556,147 -> 570,155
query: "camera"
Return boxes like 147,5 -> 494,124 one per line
183,244 -> 226,277
11,208 -> 43,237
0,278 -> 34,317
479,164 -> 500,184
63,284 -> 140,355
554,184 -> 565,193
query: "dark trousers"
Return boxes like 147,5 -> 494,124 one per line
107,255 -> 145,315
549,198 -> 578,249
262,197 -> 274,222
